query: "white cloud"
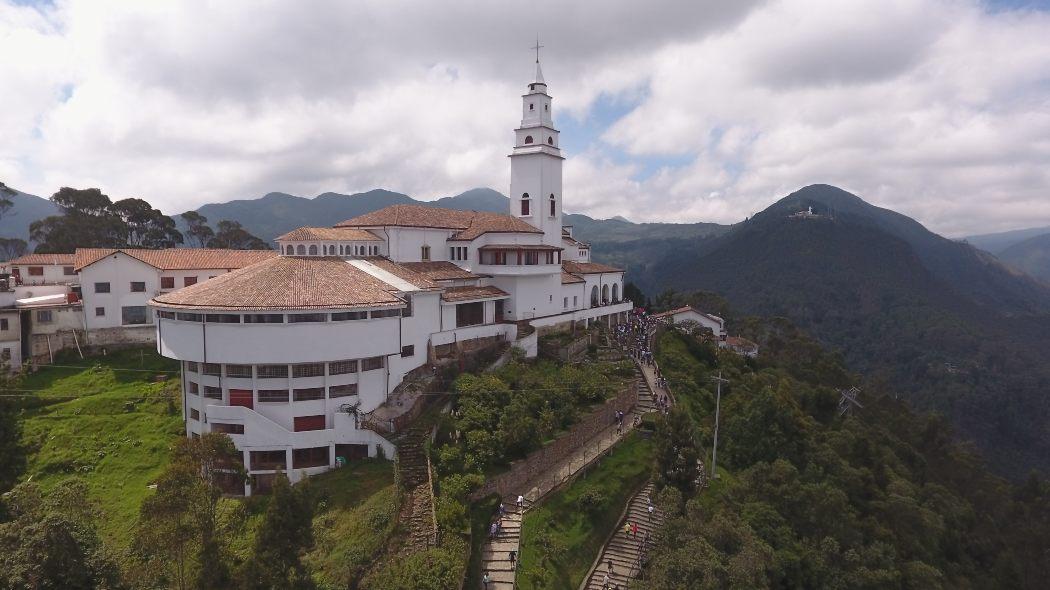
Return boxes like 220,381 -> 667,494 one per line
1,0 -> 1048,236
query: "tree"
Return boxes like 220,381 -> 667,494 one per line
134,433 -> 246,590
0,181 -> 15,221
180,211 -> 215,248
654,406 -> 704,496
0,237 -> 28,261
207,220 -> 270,250
110,197 -> 183,248
240,474 -> 316,589
623,281 -> 646,309
0,479 -> 122,589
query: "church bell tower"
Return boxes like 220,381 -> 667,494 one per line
509,41 -> 564,247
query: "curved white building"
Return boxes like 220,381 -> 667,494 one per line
151,54 -> 631,494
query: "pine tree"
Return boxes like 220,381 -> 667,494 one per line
240,474 -> 316,589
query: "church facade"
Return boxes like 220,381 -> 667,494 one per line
149,56 -> 631,494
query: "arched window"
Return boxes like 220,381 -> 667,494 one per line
547,136 -> 553,145
545,104 -> 549,111
339,245 -> 344,255
529,103 -> 534,111
549,194 -> 556,217
308,245 -> 318,256
601,285 -> 609,305
521,193 -> 530,216
590,286 -> 599,308
285,245 -> 294,255
524,135 -> 533,144
612,283 -> 619,303
296,245 -> 306,255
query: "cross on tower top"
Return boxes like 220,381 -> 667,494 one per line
531,36 -> 544,64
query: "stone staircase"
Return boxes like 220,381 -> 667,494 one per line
632,365 -> 658,420
394,422 -> 436,554
582,482 -> 664,590
478,500 -> 524,590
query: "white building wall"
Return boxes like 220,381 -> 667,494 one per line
10,263 -> 74,286
0,310 -> 21,371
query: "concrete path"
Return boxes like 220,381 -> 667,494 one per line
582,482 -> 665,590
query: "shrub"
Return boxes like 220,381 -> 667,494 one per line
576,485 -> 608,516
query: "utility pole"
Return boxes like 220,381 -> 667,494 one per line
710,371 -> 729,479
838,386 -> 863,417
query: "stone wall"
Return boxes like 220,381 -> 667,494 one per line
84,325 -> 156,348
470,380 -> 637,501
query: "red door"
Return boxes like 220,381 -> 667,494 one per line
229,389 -> 253,409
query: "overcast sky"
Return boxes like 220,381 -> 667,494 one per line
2,0 -> 1049,236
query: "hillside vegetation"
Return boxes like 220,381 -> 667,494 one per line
641,323 -> 1050,589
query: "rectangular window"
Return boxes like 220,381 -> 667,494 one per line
292,444 -> 329,465
188,381 -> 199,394
251,450 -> 286,470
94,282 -> 110,293
176,312 -> 202,322
190,408 -> 200,421
573,296 -> 578,307
184,276 -> 197,287
202,363 -> 221,376
130,281 -> 146,292
63,266 -> 75,276
329,384 -> 358,398
292,363 -> 325,378
203,386 -> 223,399
211,422 -> 244,435
331,311 -> 366,321
288,313 -> 326,323
480,250 -> 507,265
564,297 -> 568,309
421,245 -> 431,261
455,301 -> 484,328
244,314 -> 284,323
160,276 -> 175,289
121,306 -> 149,325
293,417 -> 327,434
0,319 -> 7,330
328,360 -> 357,375
157,310 -> 175,320
257,365 -> 288,379
401,345 -> 415,358
293,387 -> 325,402
1,348 -> 8,361
28,266 -> 43,276
37,310 -> 53,323
225,364 -> 252,378
521,199 -> 530,216
449,246 -> 456,260
524,251 -> 539,265
370,309 -> 400,319
185,361 -> 198,373
361,356 -> 384,371
258,389 -> 289,402
205,314 -> 241,323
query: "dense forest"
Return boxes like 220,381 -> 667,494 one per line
641,317 -> 1050,588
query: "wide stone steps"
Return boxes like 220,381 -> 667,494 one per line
479,502 -> 523,590
582,482 -> 666,590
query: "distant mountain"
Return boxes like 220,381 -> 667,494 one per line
639,184 -> 1050,478
998,232 -> 1050,283
0,189 -> 59,242
965,225 -> 1050,255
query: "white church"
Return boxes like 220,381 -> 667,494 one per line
149,55 -> 631,494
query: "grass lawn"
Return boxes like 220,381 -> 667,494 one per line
306,459 -> 398,589
17,347 -> 183,544
517,432 -> 654,590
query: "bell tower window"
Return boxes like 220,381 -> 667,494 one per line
529,103 -> 534,111
524,135 -> 533,144
549,194 -> 556,217
521,193 -> 530,216
547,136 -> 553,145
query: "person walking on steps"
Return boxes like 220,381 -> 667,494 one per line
482,571 -> 490,589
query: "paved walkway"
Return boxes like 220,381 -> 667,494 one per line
478,350 -> 653,589
582,482 -> 665,590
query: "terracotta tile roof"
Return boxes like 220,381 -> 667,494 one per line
335,205 -> 542,240
653,306 -> 724,325
75,248 -> 276,271
274,227 -> 382,241
401,261 -> 480,281
151,256 -> 405,311
562,235 -> 589,247
561,271 -> 585,284
727,336 -> 759,351
440,285 -> 510,303
562,260 -> 623,275
5,253 -> 76,265
361,257 -> 440,290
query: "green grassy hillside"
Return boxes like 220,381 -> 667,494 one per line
17,348 -> 183,543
